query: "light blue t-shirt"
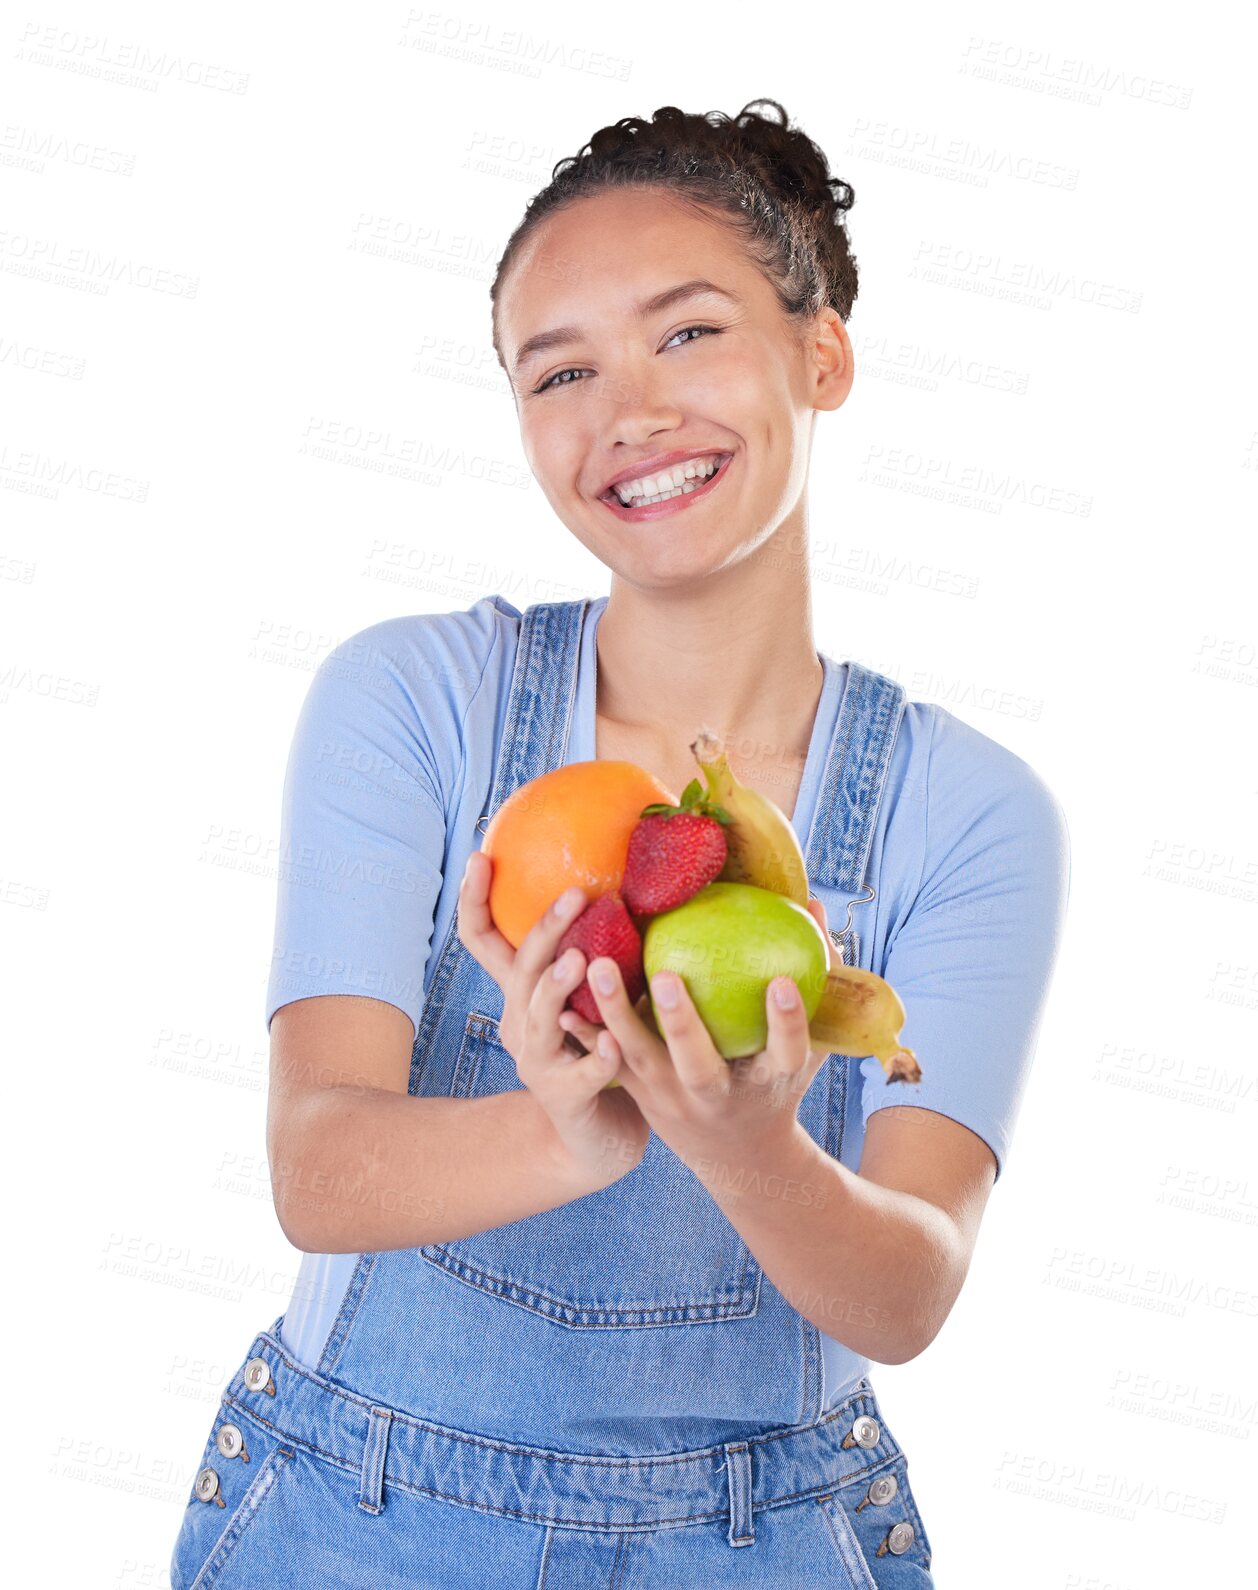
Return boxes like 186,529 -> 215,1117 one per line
266,593 -> 1070,1398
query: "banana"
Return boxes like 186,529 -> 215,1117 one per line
688,726 -> 920,1085
808,966 -> 921,1083
689,727 -> 811,908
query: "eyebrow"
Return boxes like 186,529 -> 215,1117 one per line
511,278 -> 742,377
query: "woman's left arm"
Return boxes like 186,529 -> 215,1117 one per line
683,1102 -> 996,1366
589,947 -> 996,1366
587,715 -> 1071,1365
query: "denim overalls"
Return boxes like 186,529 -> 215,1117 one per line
169,598 -> 937,1588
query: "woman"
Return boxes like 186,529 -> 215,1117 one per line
170,99 -> 1069,1587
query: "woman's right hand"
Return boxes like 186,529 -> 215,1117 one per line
457,849 -> 649,1189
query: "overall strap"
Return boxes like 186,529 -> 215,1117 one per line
805,661 -> 907,967
482,598 -> 589,829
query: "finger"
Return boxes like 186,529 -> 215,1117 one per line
594,1025 -> 634,1097
558,1006 -> 603,1055
764,976 -> 820,1091
643,970 -> 728,1096
548,1030 -> 623,1097
457,849 -> 515,986
591,960 -> 718,1100
527,945 -> 590,1058
513,882 -> 588,991
559,1007 -> 629,1092
583,958 -> 668,1080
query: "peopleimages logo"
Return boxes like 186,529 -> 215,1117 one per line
15,24 -> 250,93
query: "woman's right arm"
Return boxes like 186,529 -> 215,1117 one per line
261,612 -> 636,1255
268,993 -> 627,1253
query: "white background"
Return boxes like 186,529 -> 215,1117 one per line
4,2 -> 1255,1586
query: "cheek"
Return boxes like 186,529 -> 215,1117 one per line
520,418 -> 582,486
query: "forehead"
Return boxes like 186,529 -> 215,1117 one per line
498,188 -> 754,342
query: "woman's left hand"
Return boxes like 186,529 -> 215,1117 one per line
584,899 -> 835,1171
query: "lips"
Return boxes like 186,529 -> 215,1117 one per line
599,447 -> 731,499
597,451 -> 735,523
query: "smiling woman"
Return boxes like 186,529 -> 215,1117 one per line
174,99 -> 1069,1589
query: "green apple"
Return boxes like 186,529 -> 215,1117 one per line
641,881 -> 830,1059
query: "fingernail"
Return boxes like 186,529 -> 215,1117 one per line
552,951 -> 573,980
653,974 -> 679,1010
772,979 -> 797,1009
593,964 -> 615,994
556,887 -> 582,918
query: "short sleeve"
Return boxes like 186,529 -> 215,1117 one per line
861,706 -> 1071,1182
264,622 -> 459,1039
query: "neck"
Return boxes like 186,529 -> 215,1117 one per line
594,527 -> 825,776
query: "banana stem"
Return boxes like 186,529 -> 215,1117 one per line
877,1047 -> 921,1084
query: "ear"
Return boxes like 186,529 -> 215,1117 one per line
806,306 -> 854,414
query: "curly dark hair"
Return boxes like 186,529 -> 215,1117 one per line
490,98 -> 858,375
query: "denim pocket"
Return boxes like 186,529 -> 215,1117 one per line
817,1453 -> 935,1587
417,1010 -> 764,1328
170,1403 -> 296,1590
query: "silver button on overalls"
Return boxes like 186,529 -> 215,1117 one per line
216,1422 -> 247,1460
868,1473 -> 898,1506
849,1415 -> 881,1448
887,1520 -> 915,1554
243,1356 -> 275,1395
194,1466 -> 221,1503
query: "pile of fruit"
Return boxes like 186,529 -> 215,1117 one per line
481,728 -> 920,1081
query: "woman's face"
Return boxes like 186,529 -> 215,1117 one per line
497,187 -> 850,585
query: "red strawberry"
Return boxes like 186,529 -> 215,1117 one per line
620,779 -> 730,915
557,889 -> 645,1023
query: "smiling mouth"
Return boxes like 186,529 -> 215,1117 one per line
598,453 -> 735,522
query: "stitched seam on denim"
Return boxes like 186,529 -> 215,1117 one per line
314,1249 -> 376,1380
893,1454 -> 933,1562
489,599 -> 563,820
817,1493 -> 878,1590
358,1406 -> 392,1514
842,671 -> 905,904
188,1447 -> 293,1590
800,1303 -> 822,1426
218,1402 -> 901,1533
608,1529 -> 629,1590
724,1440 -> 752,1544
801,659 -> 848,866
815,662 -> 861,892
413,1262 -> 761,1326
813,668 -> 906,943
449,611 -> 497,827
405,603 -> 533,1090
221,1418 -> 903,1539
536,1526 -> 554,1588
838,660 -> 877,891
224,1383 -> 901,1483
236,1337 -> 893,1467
418,1237 -> 760,1327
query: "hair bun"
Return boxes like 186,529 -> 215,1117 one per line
731,98 -> 854,223
492,96 -> 860,364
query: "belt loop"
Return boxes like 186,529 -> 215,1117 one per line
357,1406 -> 393,1514
723,1440 -> 754,1547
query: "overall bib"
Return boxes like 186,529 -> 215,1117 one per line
170,599 -> 937,1588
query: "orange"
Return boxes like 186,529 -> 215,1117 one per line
481,759 -> 677,948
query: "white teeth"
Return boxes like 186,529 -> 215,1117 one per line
611,453 -> 726,508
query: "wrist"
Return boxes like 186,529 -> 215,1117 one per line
688,1119 -> 820,1215
532,1101 -> 608,1196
